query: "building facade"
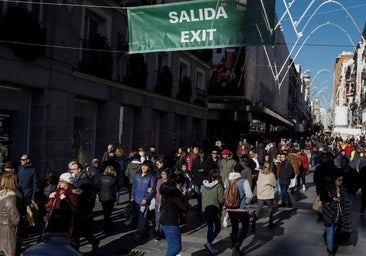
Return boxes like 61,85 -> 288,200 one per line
0,1 -> 209,174
0,0 -> 311,176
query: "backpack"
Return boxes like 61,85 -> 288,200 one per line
224,179 -> 242,209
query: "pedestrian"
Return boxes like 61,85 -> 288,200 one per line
18,154 -> 39,227
44,172 -> 78,237
114,147 -> 126,203
226,166 -> 253,256
201,169 -> 224,255
102,144 -> 114,162
339,156 -> 360,205
154,167 -> 169,241
299,148 -> 310,191
251,162 -> 276,231
98,165 -> 118,232
159,170 -> 188,256
359,164 -> 366,213
320,171 -> 352,256
271,153 -> 282,204
287,148 -> 302,193
69,161 -> 99,255
0,172 -> 22,256
0,161 -> 16,176
191,148 -> 209,213
125,153 -> 142,199
45,172 -> 78,212
278,152 -> 295,208
38,171 -> 58,224
131,160 -> 156,241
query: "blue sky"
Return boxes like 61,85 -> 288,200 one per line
275,0 -> 366,109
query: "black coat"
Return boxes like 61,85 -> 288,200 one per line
73,171 -> 96,214
98,174 -> 118,202
159,183 -> 188,226
191,156 -> 210,185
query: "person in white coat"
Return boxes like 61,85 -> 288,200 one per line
251,162 -> 276,231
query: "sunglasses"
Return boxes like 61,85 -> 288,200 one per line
337,178 -> 343,182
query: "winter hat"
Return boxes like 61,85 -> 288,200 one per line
59,172 -> 74,184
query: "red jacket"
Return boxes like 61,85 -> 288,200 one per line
299,153 -> 310,173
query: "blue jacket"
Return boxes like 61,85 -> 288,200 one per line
131,171 -> 156,206
18,164 -> 39,205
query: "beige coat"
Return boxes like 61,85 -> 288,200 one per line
0,190 -> 21,256
256,171 -> 276,200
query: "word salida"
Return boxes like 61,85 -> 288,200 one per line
168,6 -> 228,43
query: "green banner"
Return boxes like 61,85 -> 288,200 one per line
128,0 -> 275,54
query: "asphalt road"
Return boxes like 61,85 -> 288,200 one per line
82,172 -> 366,256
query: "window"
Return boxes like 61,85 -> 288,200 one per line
195,68 -> 205,90
1,0 -> 43,24
157,52 -> 170,73
79,6 -> 112,78
80,5 -> 112,58
178,58 -> 190,81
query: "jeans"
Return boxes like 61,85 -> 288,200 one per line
194,184 -> 202,210
275,180 -> 281,202
204,205 -> 221,244
326,225 -> 336,251
155,205 -> 161,234
280,184 -> 291,205
161,225 -> 182,256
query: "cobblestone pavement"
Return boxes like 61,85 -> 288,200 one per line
21,172 -> 366,256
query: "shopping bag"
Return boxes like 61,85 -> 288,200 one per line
26,201 -> 39,226
289,175 -> 298,188
312,195 -> 323,213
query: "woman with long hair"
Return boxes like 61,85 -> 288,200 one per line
98,165 -> 118,232
320,171 -> 352,256
159,168 -> 188,256
251,161 -> 276,231
0,172 -> 22,256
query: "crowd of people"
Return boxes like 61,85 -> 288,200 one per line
0,132 -> 365,256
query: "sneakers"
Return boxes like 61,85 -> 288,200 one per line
302,184 -> 306,192
223,215 -> 229,228
205,242 -> 219,255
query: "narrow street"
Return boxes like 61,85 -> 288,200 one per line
74,172 -> 366,256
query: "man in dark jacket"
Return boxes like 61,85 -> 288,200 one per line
278,153 -> 295,207
18,154 -> 39,206
18,154 -> 39,228
69,161 -> 99,255
191,148 -> 209,212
